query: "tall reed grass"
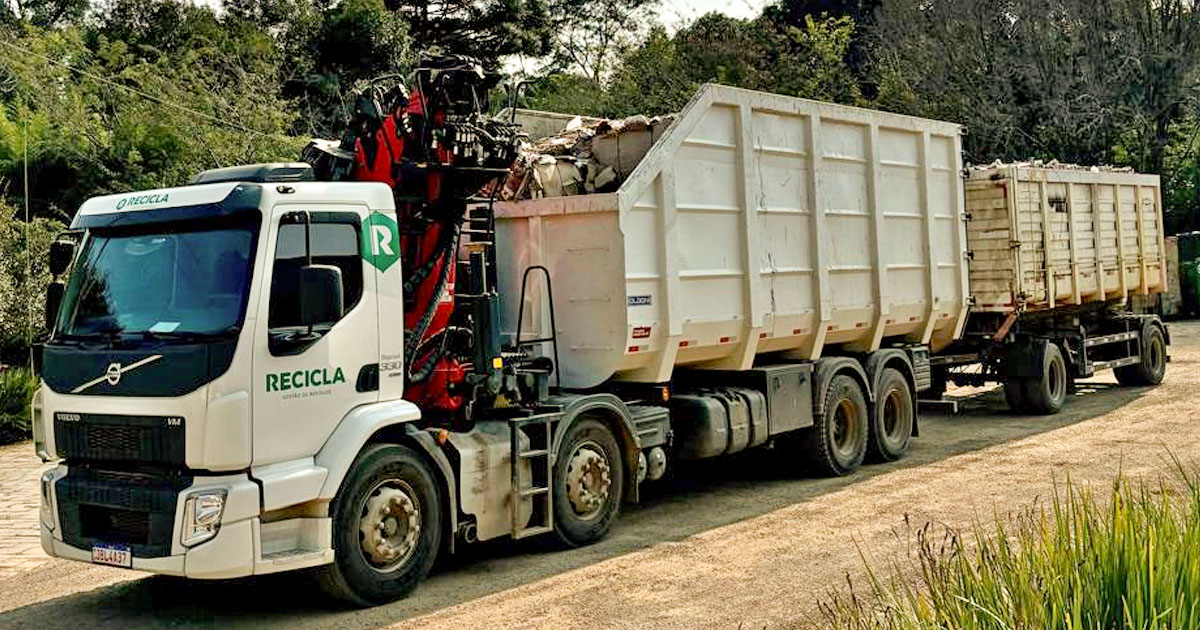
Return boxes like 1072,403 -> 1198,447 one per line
821,465 -> 1200,629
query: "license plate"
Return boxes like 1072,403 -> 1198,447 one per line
92,543 -> 132,568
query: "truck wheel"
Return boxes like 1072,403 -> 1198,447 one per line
552,418 -> 623,547
867,368 -> 913,462
1003,378 -> 1030,413
1115,325 -> 1167,386
319,444 -> 442,607
803,374 -> 868,476
1025,342 -> 1068,415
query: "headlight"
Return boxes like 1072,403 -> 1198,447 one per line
30,388 -> 49,462
181,490 -> 227,547
39,470 -> 55,530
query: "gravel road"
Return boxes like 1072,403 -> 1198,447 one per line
1,321 -> 1197,629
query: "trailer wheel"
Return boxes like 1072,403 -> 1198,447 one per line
552,418 -> 624,547
867,368 -> 913,462
319,444 -> 442,607
1024,342 -> 1068,415
803,374 -> 868,476
1115,325 -> 1167,386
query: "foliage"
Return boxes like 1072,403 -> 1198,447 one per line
519,72 -> 609,117
820,469 -> 1200,629
385,0 -> 551,67
598,13 -> 862,118
0,0 -> 86,28
868,0 -> 1200,225
0,367 -> 36,444
547,0 -> 658,82
0,11 -> 302,222
603,26 -> 697,118
0,202 -> 60,364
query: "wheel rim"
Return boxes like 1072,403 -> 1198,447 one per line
882,388 -> 909,445
357,478 -> 422,573
565,441 -> 612,521
832,398 -> 862,460
1049,352 -> 1065,402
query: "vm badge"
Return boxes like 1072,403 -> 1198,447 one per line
361,211 -> 400,272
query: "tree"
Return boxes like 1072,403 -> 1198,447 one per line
384,0 -> 552,67
547,0 -> 658,83
0,0 -> 86,28
869,0 -> 1200,228
0,202 -> 60,364
0,4 -> 299,220
604,25 -> 697,117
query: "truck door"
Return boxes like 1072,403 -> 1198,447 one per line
251,205 -> 380,464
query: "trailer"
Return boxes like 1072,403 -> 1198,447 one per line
29,72 -> 1167,607
929,164 -> 1170,412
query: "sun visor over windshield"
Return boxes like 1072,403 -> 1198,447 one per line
70,183 -> 262,229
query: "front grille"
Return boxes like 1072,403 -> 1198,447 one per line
87,425 -> 140,455
55,413 -> 185,466
79,504 -> 151,545
56,466 -> 191,558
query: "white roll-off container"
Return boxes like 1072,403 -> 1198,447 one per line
495,85 -> 970,388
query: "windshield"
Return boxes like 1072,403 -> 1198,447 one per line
57,222 -> 257,338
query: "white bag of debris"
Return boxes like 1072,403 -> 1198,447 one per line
530,155 -> 584,198
501,112 -> 675,200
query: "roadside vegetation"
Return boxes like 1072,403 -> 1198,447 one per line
820,467 -> 1200,629
0,366 -> 35,444
4,0 -> 1200,367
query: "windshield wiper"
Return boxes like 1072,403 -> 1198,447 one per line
51,331 -> 122,346
138,326 -> 242,342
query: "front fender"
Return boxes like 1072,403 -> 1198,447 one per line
314,399 -> 422,499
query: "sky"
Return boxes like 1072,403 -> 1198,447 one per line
659,0 -> 768,27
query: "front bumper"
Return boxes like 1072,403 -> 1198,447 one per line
41,467 -> 332,579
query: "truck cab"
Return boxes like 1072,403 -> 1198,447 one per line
35,171 -> 426,584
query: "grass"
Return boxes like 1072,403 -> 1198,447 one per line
820,464 -> 1200,630
0,366 -> 36,444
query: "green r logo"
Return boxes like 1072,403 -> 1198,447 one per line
362,211 -> 400,272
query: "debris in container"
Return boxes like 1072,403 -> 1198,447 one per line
500,113 -> 676,200
973,159 -> 1135,173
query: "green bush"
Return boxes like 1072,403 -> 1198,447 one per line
0,204 -> 63,364
0,367 -> 36,444
821,467 -> 1200,629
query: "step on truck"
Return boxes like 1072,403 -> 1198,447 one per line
30,58 -> 1165,605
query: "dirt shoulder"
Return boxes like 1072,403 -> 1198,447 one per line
1,323 -> 1197,629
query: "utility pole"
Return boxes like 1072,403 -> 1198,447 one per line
24,117 -> 32,372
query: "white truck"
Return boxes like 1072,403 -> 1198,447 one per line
30,80 -> 1167,606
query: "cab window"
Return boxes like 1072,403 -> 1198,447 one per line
267,212 -> 363,353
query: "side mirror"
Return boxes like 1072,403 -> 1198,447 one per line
48,240 -> 76,277
299,264 -> 344,327
45,280 -> 65,330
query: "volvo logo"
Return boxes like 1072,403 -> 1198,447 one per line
71,354 -> 164,394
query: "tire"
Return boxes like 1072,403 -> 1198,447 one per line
318,444 -> 442,607
1003,378 -> 1030,413
1024,342 -> 1068,415
802,374 -> 869,476
1115,325 -> 1167,386
552,418 -> 624,547
866,368 -> 914,462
